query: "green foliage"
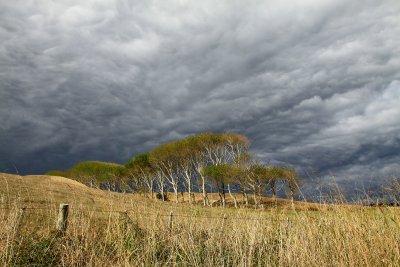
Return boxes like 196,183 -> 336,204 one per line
149,141 -> 180,166
42,132 -> 300,204
125,153 -> 151,169
149,132 -> 250,167
268,166 -> 289,179
125,159 -> 135,169
125,153 -> 155,192
201,164 -> 238,185
66,161 -> 127,182
249,164 -> 269,179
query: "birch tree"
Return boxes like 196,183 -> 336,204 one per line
150,142 -> 181,203
201,164 -> 230,207
174,138 -> 196,205
284,167 -> 298,210
125,153 -> 155,198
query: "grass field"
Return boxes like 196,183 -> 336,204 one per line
1,173 -> 400,266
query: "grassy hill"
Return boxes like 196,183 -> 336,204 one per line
1,173 -> 400,266
0,172 -> 135,210
0,172 -> 319,212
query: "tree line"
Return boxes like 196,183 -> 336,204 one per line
46,132 -> 299,208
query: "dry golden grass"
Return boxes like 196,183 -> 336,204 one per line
1,173 -> 400,266
0,173 -> 136,210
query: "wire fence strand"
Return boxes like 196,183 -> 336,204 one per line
0,204 -> 293,221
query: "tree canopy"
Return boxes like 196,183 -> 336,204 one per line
45,132 -> 299,208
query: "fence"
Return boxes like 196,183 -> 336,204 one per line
0,202 -> 299,238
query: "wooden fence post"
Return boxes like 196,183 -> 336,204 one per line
168,211 -> 173,231
56,204 -> 69,236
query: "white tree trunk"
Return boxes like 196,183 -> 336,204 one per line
227,184 -> 238,208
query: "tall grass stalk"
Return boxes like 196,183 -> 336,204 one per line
1,203 -> 399,266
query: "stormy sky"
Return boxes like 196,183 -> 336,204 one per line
1,0 -> 400,192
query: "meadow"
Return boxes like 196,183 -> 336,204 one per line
1,173 -> 399,266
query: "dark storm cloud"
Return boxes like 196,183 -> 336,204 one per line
1,0 -> 400,191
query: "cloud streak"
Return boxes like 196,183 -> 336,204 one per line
1,0 -> 400,192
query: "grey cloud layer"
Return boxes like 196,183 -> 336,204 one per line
1,0 -> 400,189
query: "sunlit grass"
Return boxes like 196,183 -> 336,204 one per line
1,173 -> 400,266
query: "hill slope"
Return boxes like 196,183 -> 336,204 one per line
0,173 -> 137,211
0,172 -> 321,212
